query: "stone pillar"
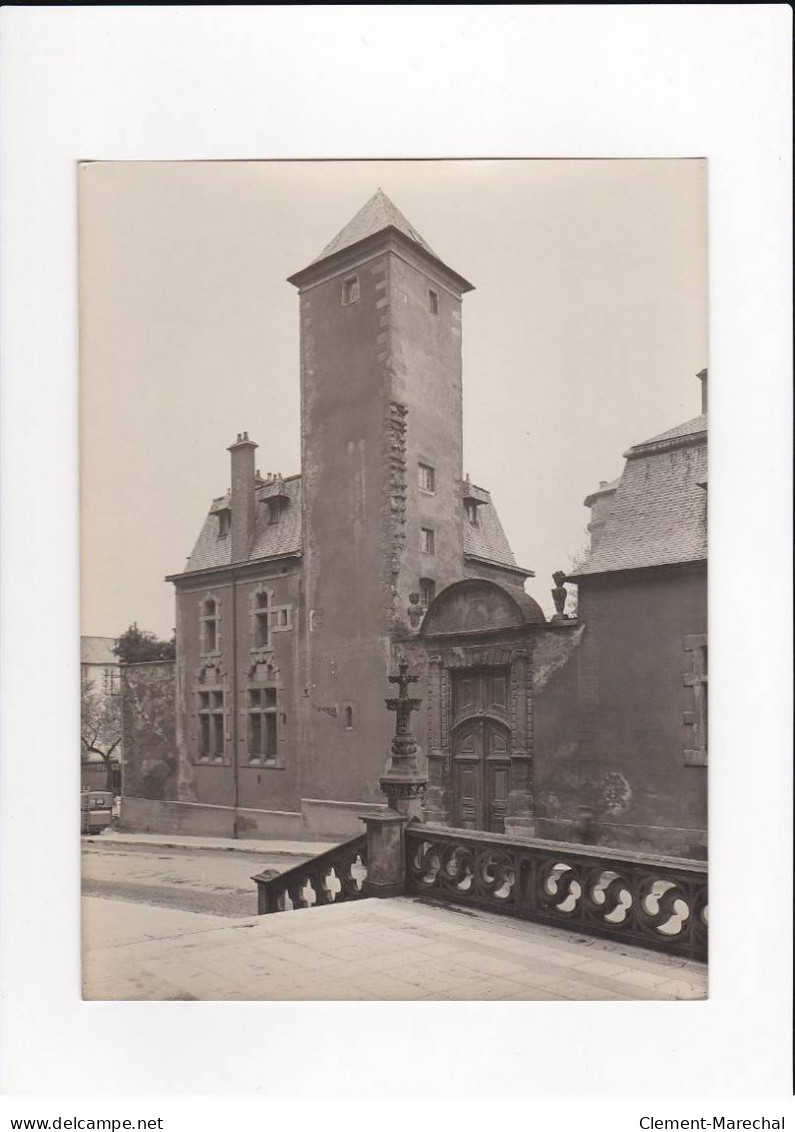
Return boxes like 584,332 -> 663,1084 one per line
361,812 -> 411,898
505,651 -> 536,838
422,657 -> 449,824
381,658 -> 427,821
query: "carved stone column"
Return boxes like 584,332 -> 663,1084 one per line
423,656 -> 449,824
380,658 -> 427,821
505,650 -> 535,838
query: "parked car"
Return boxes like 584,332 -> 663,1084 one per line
81,789 -> 114,834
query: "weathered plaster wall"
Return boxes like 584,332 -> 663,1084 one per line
296,243 -> 470,808
534,566 -> 708,858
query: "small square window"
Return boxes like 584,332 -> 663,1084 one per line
420,527 -> 435,555
341,276 -> 360,306
418,463 -> 435,493
429,290 -> 439,315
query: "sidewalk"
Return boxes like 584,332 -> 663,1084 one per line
83,828 -> 334,858
82,893 -> 708,1002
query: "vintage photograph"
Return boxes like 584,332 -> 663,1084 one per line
79,158 -> 708,1001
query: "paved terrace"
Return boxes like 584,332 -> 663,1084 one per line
83,894 -> 707,1002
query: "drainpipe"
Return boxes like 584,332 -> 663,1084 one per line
231,570 -> 239,839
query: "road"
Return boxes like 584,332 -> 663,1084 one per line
82,840 -> 309,918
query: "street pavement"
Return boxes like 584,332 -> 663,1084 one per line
82,836 -> 313,918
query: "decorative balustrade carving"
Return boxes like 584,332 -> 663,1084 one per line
252,834 -> 368,915
405,824 -> 707,960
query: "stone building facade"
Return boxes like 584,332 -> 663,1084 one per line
120,192 -> 707,859
122,191 -> 539,840
534,372 -> 708,857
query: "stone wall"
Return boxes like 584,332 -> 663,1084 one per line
120,661 -> 177,802
533,565 -> 707,858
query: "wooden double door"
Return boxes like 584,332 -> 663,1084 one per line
451,668 -> 511,833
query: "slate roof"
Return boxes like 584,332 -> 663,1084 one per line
462,487 -> 521,571
572,414 -> 707,578
81,636 -> 119,666
184,476 -> 302,574
313,188 -> 439,265
627,413 -> 707,453
181,474 -> 520,577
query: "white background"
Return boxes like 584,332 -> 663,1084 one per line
0,2 -> 792,1116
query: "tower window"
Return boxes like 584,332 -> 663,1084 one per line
341,276 -> 360,306
429,290 -> 439,315
419,578 -> 436,608
418,463 -> 435,494
420,527 -> 435,555
345,705 -> 354,730
465,501 -> 479,527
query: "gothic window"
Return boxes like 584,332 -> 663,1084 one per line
420,527 -> 435,555
200,595 -> 220,655
419,577 -> 436,608
197,689 -> 225,761
465,500 -> 479,527
418,463 -> 435,494
429,289 -> 439,315
248,687 -> 278,763
341,276 -> 360,306
683,635 -> 708,766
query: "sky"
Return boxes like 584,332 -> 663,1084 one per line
79,159 -> 707,638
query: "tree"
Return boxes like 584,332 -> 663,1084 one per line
81,672 -> 122,766
113,622 -> 176,664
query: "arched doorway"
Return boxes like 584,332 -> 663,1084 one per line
451,667 -> 511,833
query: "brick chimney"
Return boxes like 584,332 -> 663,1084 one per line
227,432 -> 258,563
697,368 -> 708,414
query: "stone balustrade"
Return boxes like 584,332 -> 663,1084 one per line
405,824 -> 707,960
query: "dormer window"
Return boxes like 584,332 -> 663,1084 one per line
465,501 -> 479,526
267,499 -> 282,525
217,511 -> 230,539
341,276 -> 360,306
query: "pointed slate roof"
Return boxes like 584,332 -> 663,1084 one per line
313,188 -> 438,264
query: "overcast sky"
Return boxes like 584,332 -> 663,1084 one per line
80,159 -> 707,639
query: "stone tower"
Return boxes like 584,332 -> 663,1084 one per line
287,189 -> 475,804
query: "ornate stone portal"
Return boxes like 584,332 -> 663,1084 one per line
380,658 -> 427,820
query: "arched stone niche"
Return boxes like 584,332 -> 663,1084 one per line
416,578 -> 544,837
420,578 -> 545,638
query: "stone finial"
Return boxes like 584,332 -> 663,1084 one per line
551,571 -> 568,616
